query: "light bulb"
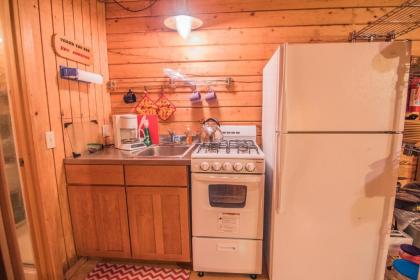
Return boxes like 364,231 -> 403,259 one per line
175,15 -> 192,39
0,37 -> 3,44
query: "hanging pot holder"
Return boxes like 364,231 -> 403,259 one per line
155,88 -> 176,121
135,89 -> 158,115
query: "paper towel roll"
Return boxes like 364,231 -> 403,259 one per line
77,69 -> 103,84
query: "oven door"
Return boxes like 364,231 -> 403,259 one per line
192,173 -> 264,239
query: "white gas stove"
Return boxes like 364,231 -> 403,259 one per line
191,126 -> 265,174
191,125 -> 265,279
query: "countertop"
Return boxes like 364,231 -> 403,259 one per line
63,145 -> 197,165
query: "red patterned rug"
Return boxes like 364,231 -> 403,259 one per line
85,263 -> 190,280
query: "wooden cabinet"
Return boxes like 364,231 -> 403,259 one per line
66,163 -> 191,262
67,186 -> 131,258
127,187 -> 190,262
65,164 -> 124,185
125,165 -> 188,186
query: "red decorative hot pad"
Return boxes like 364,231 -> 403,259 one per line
136,90 -> 158,115
155,89 -> 176,121
86,263 -> 190,280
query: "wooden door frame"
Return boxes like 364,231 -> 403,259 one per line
1,0 -> 57,278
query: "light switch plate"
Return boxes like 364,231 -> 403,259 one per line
45,131 -> 56,149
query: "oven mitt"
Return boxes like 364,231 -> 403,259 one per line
392,259 -> 419,280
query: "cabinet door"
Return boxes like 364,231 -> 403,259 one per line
127,187 -> 190,262
68,186 -> 131,258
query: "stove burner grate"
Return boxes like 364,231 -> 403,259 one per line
197,140 -> 259,154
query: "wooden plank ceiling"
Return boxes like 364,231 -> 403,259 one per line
105,0 -> 420,140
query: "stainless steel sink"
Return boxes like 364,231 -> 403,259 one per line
136,145 -> 194,157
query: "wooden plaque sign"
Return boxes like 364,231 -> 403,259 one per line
52,34 -> 93,65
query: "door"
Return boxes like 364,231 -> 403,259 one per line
68,186 -> 131,258
262,45 -> 283,275
271,133 -> 401,280
127,187 -> 190,262
282,42 -> 410,132
192,173 -> 264,239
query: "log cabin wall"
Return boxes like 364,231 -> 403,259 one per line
105,0 -> 420,142
9,0 -> 109,277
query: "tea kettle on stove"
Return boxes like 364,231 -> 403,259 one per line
200,118 -> 223,143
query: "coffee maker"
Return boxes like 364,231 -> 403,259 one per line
113,114 -> 145,151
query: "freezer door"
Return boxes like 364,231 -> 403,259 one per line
270,133 -> 401,280
283,42 -> 410,132
262,45 -> 283,276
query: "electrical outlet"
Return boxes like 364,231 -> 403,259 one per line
102,124 -> 111,137
45,131 -> 56,149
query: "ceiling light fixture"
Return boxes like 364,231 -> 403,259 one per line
164,0 -> 202,39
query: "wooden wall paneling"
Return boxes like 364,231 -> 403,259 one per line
107,44 -> 277,64
105,0 -> 405,18
109,61 -> 265,78
63,0 -> 82,119
37,0 -> 76,269
106,7 -> 394,34
52,0 -> 73,158
15,0 -> 68,277
82,0 -> 97,121
73,0 -> 90,119
90,0 -> 105,127
107,27 -> 420,49
51,0 -> 72,121
106,1 -> 420,138
112,107 -> 262,122
157,121 -> 262,137
111,91 -> 262,108
98,2 -> 111,125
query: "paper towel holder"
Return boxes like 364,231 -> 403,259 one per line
59,65 -> 103,84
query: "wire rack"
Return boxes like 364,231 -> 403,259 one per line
349,0 -> 420,42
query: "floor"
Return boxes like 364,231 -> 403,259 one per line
15,221 -> 34,265
69,257 -> 410,280
69,259 -> 268,280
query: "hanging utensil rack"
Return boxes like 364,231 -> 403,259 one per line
349,0 -> 420,42
108,76 -> 234,92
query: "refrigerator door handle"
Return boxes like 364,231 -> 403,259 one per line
275,131 -> 287,214
274,131 -> 281,213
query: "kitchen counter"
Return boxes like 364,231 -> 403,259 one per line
63,145 -> 196,165
64,145 -> 192,261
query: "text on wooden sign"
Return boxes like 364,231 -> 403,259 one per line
53,34 -> 93,65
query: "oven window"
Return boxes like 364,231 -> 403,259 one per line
208,184 -> 247,208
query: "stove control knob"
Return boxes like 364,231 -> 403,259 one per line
212,162 -> 222,171
222,162 -> 233,172
233,162 -> 243,172
245,162 -> 256,172
200,162 -> 210,171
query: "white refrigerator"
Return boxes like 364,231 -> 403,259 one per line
262,42 -> 411,280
